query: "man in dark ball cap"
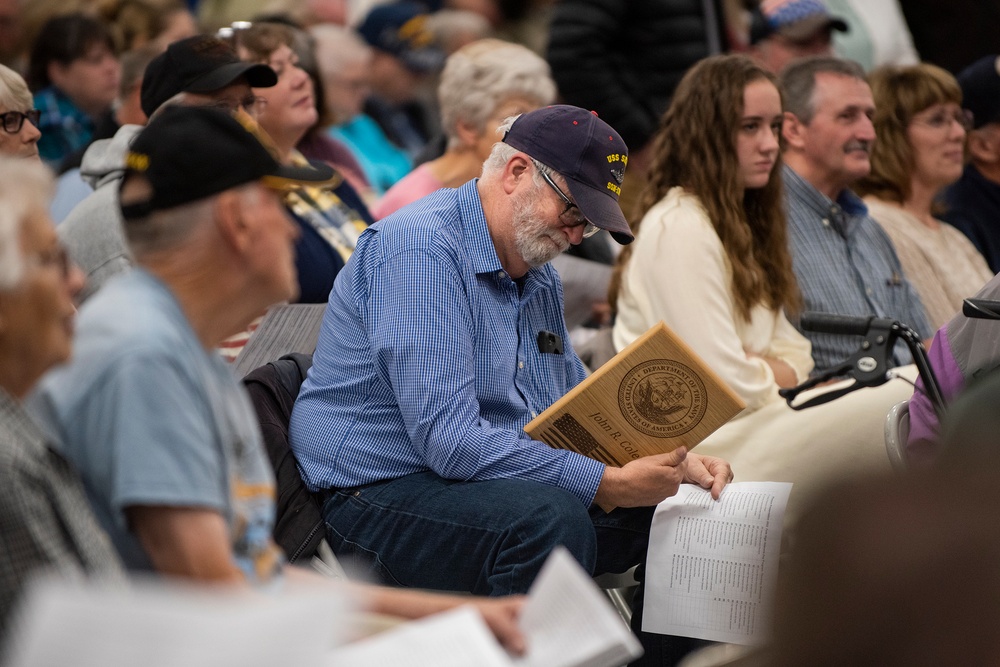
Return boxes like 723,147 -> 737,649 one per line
291,104 -> 733,663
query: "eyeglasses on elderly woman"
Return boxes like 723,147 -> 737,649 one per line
0,109 -> 41,134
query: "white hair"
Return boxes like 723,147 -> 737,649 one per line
309,23 -> 372,73
439,39 -> 556,150
0,63 -> 32,115
0,158 -> 54,290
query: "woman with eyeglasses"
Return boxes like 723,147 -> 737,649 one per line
0,157 -> 126,638
611,54 -> 813,411
0,64 -> 41,161
233,22 -> 374,305
856,63 -> 993,330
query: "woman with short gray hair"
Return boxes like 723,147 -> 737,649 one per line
372,38 -> 556,219
0,64 -> 41,161
0,157 -> 124,638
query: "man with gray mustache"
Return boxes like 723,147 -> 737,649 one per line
778,56 -> 930,373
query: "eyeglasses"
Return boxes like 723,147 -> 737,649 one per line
216,20 -> 253,45
205,95 -> 268,118
536,166 -> 601,238
0,109 -> 40,134
911,107 -> 974,132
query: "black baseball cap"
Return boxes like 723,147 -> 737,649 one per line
958,55 -> 1000,129
502,105 -> 633,245
140,35 -> 278,117
119,106 -> 335,220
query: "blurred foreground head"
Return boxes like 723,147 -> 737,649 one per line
770,468 -> 1000,666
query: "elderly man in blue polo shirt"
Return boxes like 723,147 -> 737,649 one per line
291,105 -> 733,662
778,56 -> 931,373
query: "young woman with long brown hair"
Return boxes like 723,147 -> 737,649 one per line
611,54 -> 813,410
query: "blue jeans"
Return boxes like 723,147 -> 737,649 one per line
322,471 -> 705,665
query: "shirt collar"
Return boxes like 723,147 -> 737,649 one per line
458,180 -> 506,275
783,164 -> 868,234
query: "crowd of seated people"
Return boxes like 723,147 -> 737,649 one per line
2,0 -> 1000,665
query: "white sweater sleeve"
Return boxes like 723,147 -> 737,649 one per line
613,190 -> 804,410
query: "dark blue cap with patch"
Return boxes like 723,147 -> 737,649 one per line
503,105 -> 633,245
357,2 -> 445,74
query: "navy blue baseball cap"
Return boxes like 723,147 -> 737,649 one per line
503,105 -> 633,245
958,56 -> 1000,129
357,2 -> 445,74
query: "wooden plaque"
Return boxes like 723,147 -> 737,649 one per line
524,322 -> 746,467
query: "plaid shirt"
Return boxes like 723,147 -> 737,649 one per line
34,86 -> 94,168
290,181 -> 605,505
0,389 -> 124,635
783,165 -> 931,372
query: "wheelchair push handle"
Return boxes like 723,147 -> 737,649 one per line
780,312 -> 945,418
799,312 -> 874,337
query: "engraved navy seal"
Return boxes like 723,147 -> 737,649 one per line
617,359 -> 707,437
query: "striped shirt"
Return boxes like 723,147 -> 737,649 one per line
289,181 -> 606,505
783,165 -> 931,372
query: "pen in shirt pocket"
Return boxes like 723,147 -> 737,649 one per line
886,272 -> 902,287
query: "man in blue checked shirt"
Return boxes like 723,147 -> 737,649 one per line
779,57 -> 931,372
291,105 -> 732,662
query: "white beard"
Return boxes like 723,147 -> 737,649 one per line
511,188 -> 569,267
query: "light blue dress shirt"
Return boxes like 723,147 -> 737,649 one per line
290,180 -> 606,505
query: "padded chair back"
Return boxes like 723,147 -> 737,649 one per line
884,400 -> 909,473
243,353 -> 326,563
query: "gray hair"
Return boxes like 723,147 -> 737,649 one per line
310,23 -> 372,72
780,56 -> 867,124
118,43 -> 161,102
121,181 -> 262,259
0,159 -> 54,290
0,64 -> 33,115
425,10 -> 492,54
439,39 -> 556,150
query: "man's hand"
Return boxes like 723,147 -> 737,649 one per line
682,452 -> 733,500
594,447 -> 689,509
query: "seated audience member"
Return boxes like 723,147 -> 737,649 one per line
906,271 -> 1000,467
30,106 -> 525,651
372,38 -> 555,220
27,13 -> 121,168
612,54 -> 812,412
278,23 -> 372,199
749,0 -> 847,74
356,2 -> 445,165
856,63 -> 992,330
235,22 -> 374,304
0,157 -> 125,638
290,104 -> 733,665
941,55 -> 1000,273
0,64 -> 42,161
779,56 -> 931,372
312,24 -> 411,196
58,34 -> 278,304
610,53 -> 907,563
51,44 -> 161,224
